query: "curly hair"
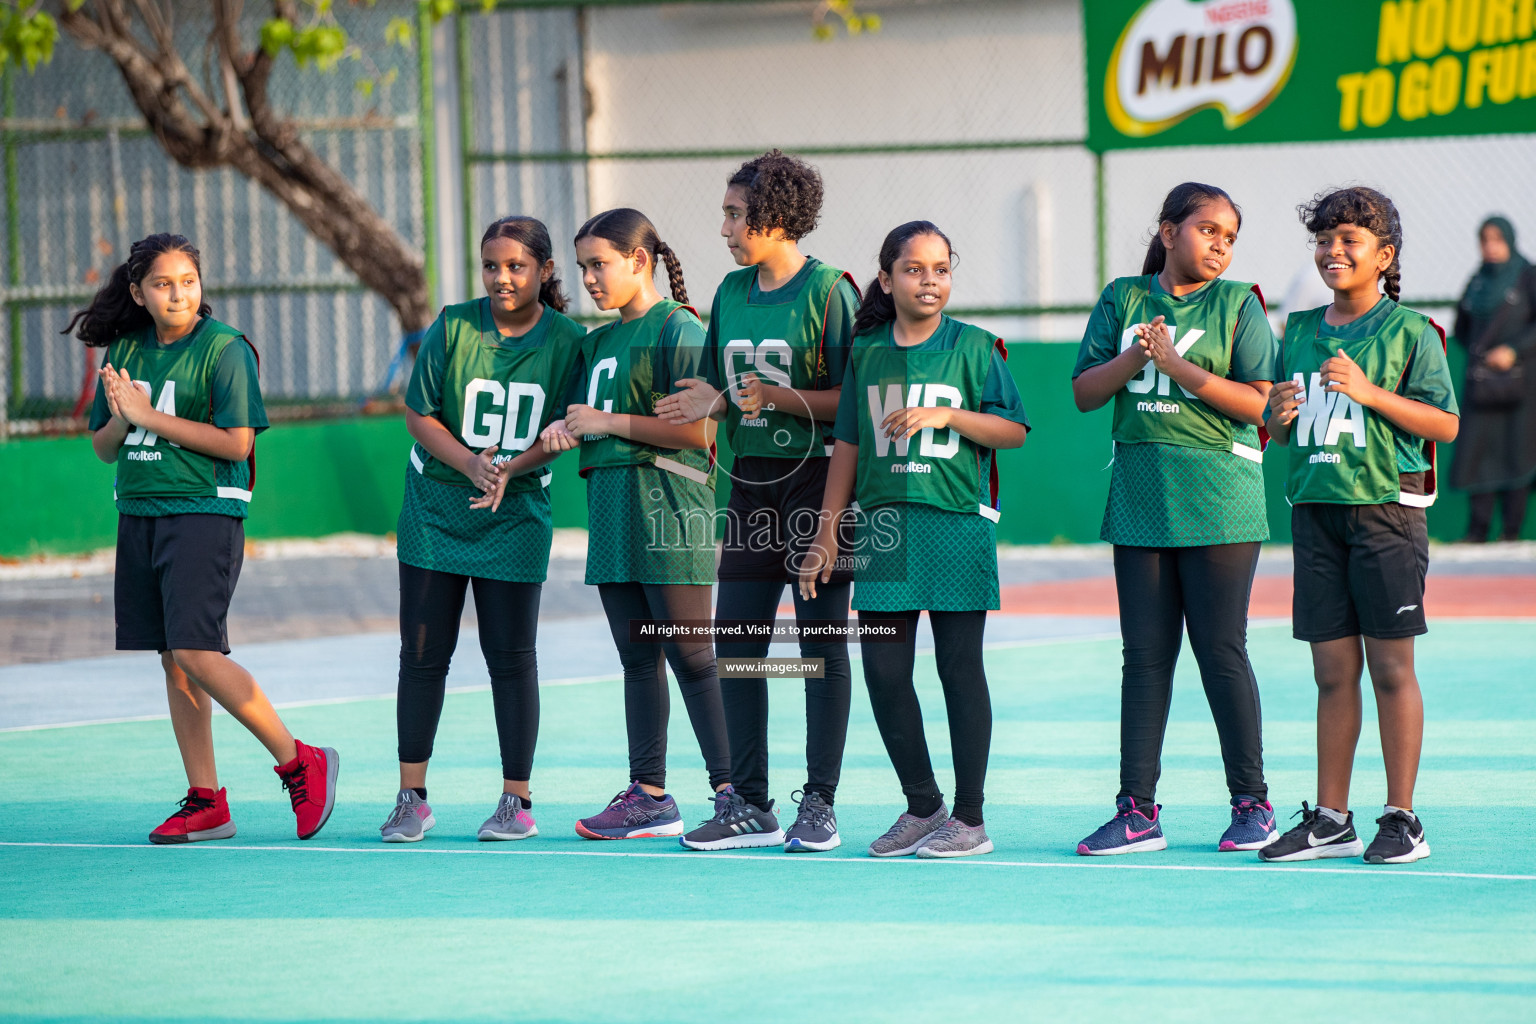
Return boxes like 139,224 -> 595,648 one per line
1299,186 -> 1404,302
726,149 -> 824,242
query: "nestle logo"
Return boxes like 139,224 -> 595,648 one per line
1204,0 -> 1269,25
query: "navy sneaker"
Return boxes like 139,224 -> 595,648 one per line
1258,802 -> 1364,862
575,782 -> 684,839
679,786 -> 784,851
1219,795 -> 1279,851
1076,796 -> 1167,856
1363,809 -> 1430,864
784,789 -> 840,852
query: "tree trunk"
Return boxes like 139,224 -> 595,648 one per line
57,1 -> 432,333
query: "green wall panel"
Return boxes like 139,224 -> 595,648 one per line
0,342 -> 1499,558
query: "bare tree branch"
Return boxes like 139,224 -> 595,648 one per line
54,0 -> 431,332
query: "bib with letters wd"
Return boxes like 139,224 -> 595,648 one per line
849,319 -> 1004,519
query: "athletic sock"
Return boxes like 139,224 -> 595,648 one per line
1318,805 -> 1349,825
411,788 -> 427,801
906,796 -> 942,818
1384,804 -> 1414,821
953,809 -> 984,828
901,776 -> 943,819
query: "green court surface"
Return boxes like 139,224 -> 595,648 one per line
2,621 -> 1534,1022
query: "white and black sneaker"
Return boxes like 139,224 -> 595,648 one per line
679,786 -> 785,851
1364,809 -> 1430,864
1257,802 -> 1365,862
784,789 -> 840,852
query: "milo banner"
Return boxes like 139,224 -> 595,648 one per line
1085,0 -> 1536,150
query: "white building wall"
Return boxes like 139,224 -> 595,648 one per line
475,0 -> 1535,338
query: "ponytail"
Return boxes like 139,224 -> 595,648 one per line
575,208 -> 686,304
1141,182 -> 1239,277
480,215 -> 569,312
1299,186 -> 1404,302
653,241 -> 688,304
851,220 -> 954,337
62,233 -> 210,346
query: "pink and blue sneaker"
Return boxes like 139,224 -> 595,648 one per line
1219,795 -> 1278,851
575,782 -> 685,839
1076,796 -> 1167,856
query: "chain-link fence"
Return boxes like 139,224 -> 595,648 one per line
459,0 -> 1534,341
6,0 -> 1534,439
0,0 -> 431,437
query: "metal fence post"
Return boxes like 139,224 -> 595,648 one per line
418,1 -> 438,310
4,65 -> 20,436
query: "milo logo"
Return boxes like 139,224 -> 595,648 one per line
1105,0 -> 1298,137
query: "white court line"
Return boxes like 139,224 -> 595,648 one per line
0,634 -> 1122,734
0,841 -> 1531,882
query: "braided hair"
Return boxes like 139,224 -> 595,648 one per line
575,208 -> 688,304
1300,186 -> 1404,302
62,233 -> 211,346
481,215 -> 569,312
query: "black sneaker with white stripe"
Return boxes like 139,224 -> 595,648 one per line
1364,809 -> 1430,864
679,786 -> 785,851
1257,802 -> 1365,862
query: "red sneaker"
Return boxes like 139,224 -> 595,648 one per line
149,786 -> 236,845
274,741 -> 340,840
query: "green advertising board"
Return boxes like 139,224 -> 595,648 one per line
1085,0 -> 1536,151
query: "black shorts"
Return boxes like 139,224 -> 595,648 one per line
718,455 -> 854,584
115,513 -> 245,653
1291,501 -> 1429,642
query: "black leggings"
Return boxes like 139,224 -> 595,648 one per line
716,579 -> 852,809
1113,543 -> 1266,805
598,582 -> 732,791
397,562 -> 541,781
858,609 -> 991,826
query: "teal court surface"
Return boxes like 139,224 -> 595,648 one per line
2,618 -> 1534,1021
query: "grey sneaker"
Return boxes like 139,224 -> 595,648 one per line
478,793 -> 538,841
915,818 -> 994,859
784,789 -> 840,852
379,789 -> 435,843
868,803 -> 949,857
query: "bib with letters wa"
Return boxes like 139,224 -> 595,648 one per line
1282,303 -> 1438,506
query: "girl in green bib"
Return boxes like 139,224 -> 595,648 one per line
656,150 -> 861,852
801,221 -> 1030,859
1261,187 -> 1458,866
71,233 -> 338,845
1070,182 -> 1278,857
539,208 -> 742,850
379,216 -> 587,844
